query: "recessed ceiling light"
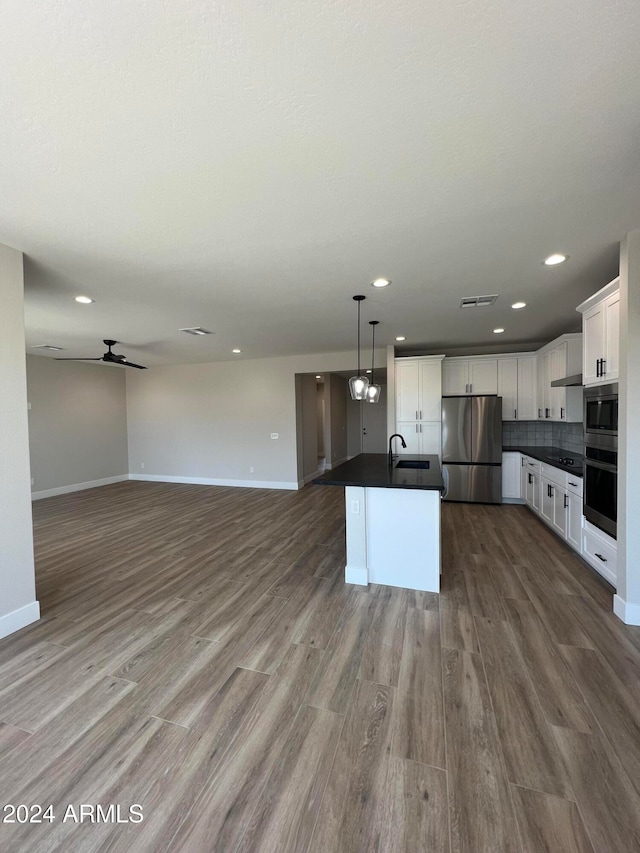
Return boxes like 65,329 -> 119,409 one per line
511,302 -> 526,310
371,278 -> 391,288
366,369 -> 372,374
543,253 -> 568,266
315,374 -> 322,379
395,336 -> 406,342
232,348 -> 242,354
74,296 -> 94,304
493,328 -> 505,334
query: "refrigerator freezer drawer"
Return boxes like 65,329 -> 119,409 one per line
443,464 -> 502,504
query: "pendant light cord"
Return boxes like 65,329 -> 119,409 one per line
370,322 -> 375,383
357,299 -> 361,376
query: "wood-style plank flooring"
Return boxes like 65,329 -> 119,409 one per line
2,481 -> 640,851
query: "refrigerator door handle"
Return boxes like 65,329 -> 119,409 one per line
442,465 -> 449,499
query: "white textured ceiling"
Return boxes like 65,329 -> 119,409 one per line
2,0 -> 640,365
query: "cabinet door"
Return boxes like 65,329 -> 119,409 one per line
541,477 -> 554,525
418,422 -> 441,456
469,359 -> 498,395
566,492 -> 582,552
442,360 -> 469,395
517,357 -> 537,420
395,361 -> 420,421
419,360 -> 443,420
520,456 -> 529,500
552,486 -> 567,538
536,354 -> 546,419
395,422 -> 421,455
501,452 -> 521,500
498,359 -> 518,421
582,303 -> 605,386
603,291 -> 620,382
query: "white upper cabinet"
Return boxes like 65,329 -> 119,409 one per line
577,277 -> 620,387
517,356 -> 537,420
442,358 -> 497,395
395,357 -> 443,422
498,356 -> 537,421
536,334 -> 582,422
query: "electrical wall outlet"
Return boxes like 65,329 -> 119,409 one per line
270,433 -> 279,440
250,466 -> 255,473
140,462 -> 145,469
350,500 -> 360,514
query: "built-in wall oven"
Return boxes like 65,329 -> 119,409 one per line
583,383 -> 618,539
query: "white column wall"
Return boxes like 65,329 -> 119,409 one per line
0,244 -> 39,638
615,230 -> 640,624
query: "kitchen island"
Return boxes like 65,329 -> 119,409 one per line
313,453 -> 444,592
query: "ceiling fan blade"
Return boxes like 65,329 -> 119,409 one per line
54,357 -> 103,361
121,360 -> 147,369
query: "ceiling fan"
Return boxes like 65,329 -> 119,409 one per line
55,339 -> 147,369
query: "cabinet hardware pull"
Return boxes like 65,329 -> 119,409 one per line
538,408 -> 542,418
560,407 -> 565,419
514,408 -> 517,419
419,410 -> 422,419
601,359 -> 606,376
564,494 -> 568,508
569,481 -> 577,486
528,473 -> 532,484
596,358 -> 600,378
470,383 -> 473,393
545,408 -> 550,418
594,553 -> 607,562
416,410 -> 419,420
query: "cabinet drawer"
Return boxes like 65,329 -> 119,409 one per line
582,527 -> 617,586
522,456 -> 541,474
541,463 -> 567,488
566,476 -> 583,498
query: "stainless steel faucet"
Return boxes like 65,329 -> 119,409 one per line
388,433 -> 407,466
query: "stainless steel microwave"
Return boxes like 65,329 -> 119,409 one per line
584,382 -> 618,441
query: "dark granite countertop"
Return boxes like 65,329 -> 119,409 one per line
503,445 -> 584,477
313,454 -> 444,491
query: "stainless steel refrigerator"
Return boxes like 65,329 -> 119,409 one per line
441,396 -> 502,503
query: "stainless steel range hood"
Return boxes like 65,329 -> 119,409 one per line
550,373 -> 583,387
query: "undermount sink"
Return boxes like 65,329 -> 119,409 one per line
395,459 -> 430,470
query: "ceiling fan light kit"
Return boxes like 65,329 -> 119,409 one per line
348,295 -> 370,401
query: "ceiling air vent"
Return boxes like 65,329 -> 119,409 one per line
179,327 -> 213,336
31,344 -> 64,351
459,294 -> 499,308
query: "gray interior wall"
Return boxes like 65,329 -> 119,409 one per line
328,374 -> 348,466
26,356 -> 129,493
126,349 -> 375,487
0,243 -> 37,631
316,384 -> 324,456
346,390 -> 362,458
297,373 -> 319,480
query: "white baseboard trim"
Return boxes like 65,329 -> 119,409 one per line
345,565 -> 368,586
129,473 -> 299,491
613,594 -> 640,626
301,468 -> 323,487
326,455 -> 349,471
0,601 -> 40,640
32,475 -> 129,501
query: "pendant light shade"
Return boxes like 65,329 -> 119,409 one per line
349,295 -> 370,401
365,320 -> 381,403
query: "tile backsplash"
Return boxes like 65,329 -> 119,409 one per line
502,420 -> 584,455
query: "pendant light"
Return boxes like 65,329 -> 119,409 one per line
365,321 -> 381,403
348,295 -> 370,401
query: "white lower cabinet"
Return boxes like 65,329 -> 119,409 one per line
582,522 -> 617,586
520,456 -> 584,557
396,421 -> 441,457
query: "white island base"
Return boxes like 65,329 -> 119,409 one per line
344,485 -> 441,592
